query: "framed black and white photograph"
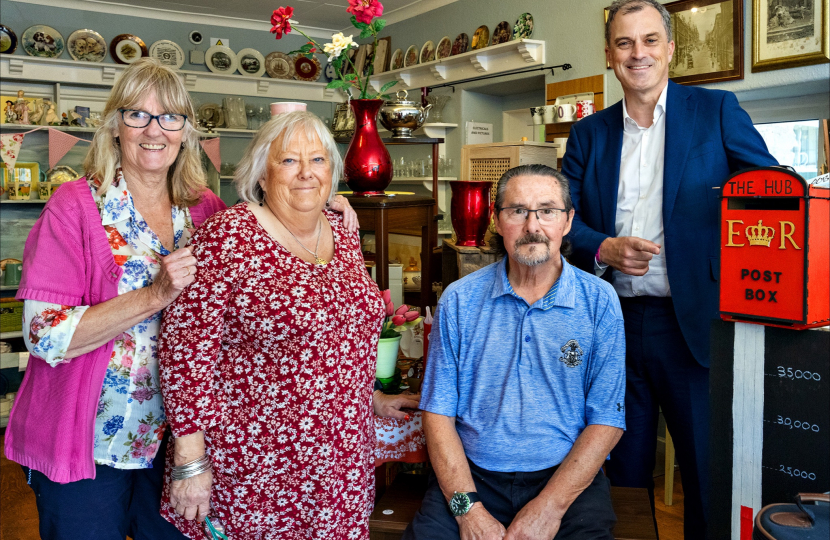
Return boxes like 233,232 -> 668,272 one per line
665,0 -> 744,85
752,0 -> 829,72
331,103 -> 355,138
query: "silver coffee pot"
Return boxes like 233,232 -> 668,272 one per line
379,90 -> 433,138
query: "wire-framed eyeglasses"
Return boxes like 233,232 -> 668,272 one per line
498,206 -> 567,224
119,109 -> 188,131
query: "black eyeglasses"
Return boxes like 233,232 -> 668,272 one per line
119,109 -> 187,131
498,206 -> 568,224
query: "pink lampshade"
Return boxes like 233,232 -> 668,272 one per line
270,102 -> 307,116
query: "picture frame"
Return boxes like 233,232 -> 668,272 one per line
331,102 -> 355,139
353,44 -> 372,78
604,7 -> 611,69
373,36 -> 392,75
752,0 -> 829,72
664,0 -> 744,85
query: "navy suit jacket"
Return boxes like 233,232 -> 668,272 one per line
562,81 -> 777,367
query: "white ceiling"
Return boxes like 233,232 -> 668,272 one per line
18,0 -> 459,35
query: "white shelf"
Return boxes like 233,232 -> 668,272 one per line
0,124 -> 97,132
0,285 -> 20,291
1,352 -> 21,369
0,331 -> 23,340
370,39 -> 545,92
1,55 -> 346,103
0,200 -> 47,204
422,123 -> 458,128
391,176 -> 456,182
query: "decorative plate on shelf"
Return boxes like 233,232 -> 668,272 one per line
491,21 -> 511,45
293,54 -> 321,81
21,25 -> 65,58
236,48 -> 265,77
45,165 -> 79,184
419,40 -> 435,64
67,29 -> 106,62
109,34 -> 147,64
390,48 -> 403,70
0,25 -> 18,54
451,33 -> 469,55
198,103 -> 224,128
404,45 -> 418,67
471,25 -> 489,50
205,45 -> 237,74
149,40 -> 185,69
513,13 -> 534,39
436,36 -> 452,59
265,51 -> 295,79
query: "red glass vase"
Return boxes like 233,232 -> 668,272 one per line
344,99 -> 392,196
450,181 -> 492,247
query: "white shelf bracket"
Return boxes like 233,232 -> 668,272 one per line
323,86 -> 336,98
516,42 -> 540,63
369,78 -> 382,92
395,72 -> 411,88
257,80 -> 269,94
184,74 -> 198,89
102,66 -> 116,83
430,65 -> 447,81
9,58 -> 24,75
470,55 -> 489,73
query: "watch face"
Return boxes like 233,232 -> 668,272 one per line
449,492 -> 472,516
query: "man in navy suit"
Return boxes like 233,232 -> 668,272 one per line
562,0 -> 777,537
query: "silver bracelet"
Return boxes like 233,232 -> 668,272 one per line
171,454 -> 212,481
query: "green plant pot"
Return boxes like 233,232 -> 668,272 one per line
376,335 -> 402,379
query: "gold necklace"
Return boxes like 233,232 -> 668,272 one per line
265,201 -> 327,265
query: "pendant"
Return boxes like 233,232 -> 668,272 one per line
315,257 -> 328,265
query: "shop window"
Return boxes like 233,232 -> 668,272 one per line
754,120 -> 820,180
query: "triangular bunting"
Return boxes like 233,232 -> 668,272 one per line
1,133 -> 25,170
200,138 -> 221,173
49,128 -> 82,169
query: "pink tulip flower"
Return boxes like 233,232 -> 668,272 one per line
404,310 -> 419,322
392,315 -> 406,326
395,305 -> 409,316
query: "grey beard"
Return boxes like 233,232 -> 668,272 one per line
513,233 -> 551,266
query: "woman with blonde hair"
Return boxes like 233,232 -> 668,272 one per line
158,110 -> 418,539
4,57 -> 222,540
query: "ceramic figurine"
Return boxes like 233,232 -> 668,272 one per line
14,90 -> 30,124
43,100 -> 59,125
29,98 -> 45,124
4,100 -> 16,123
60,112 -> 69,126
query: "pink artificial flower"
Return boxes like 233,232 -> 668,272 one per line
270,6 -> 294,39
346,0 -> 383,25
392,315 -> 406,326
394,305 -> 408,316
385,302 -> 395,317
404,310 -> 419,322
382,289 -> 391,305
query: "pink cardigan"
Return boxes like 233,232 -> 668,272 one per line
4,178 -> 226,483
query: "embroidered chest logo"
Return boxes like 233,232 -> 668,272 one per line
559,339 -> 584,368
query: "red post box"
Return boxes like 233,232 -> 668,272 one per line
720,167 -> 829,329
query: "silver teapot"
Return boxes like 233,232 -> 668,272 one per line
379,90 -> 433,138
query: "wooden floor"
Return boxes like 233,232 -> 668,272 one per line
1,432 -> 686,539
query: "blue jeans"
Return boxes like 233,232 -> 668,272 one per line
403,460 -> 616,539
23,433 -> 186,540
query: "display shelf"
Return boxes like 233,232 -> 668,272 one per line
0,124 -> 97,133
1,55 -> 345,103
391,176 -> 456,182
0,200 -> 47,204
0,285 -> 20,291
369,39 -> 545,92
0,331 -> 23,340
1,352 -> 22,370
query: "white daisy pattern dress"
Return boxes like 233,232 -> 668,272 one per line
158,203 -> 385,539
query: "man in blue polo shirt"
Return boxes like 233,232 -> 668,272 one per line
404,164 -> 626,540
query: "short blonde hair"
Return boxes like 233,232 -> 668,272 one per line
234,111 -> 342,205
83,58 -> 206,207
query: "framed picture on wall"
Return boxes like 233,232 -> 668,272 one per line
752,0 -> 829,72
373,36 -> 392,75
664,0 -> 744,85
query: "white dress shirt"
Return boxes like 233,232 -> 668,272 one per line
597,83 -> 671,297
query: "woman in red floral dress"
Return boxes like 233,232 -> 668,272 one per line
158,111 -> 418,539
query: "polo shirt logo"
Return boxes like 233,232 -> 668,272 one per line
559,339 -> 584,368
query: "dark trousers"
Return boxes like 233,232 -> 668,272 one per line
606,296 -> 710,539
403,460 -> 616,539
23,432 -> 186,540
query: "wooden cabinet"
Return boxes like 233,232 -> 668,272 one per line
545,74 -> 606,141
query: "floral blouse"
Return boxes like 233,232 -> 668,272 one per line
22,170 -> 193,469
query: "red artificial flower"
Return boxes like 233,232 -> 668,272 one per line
270,6 -> 294,39
392,315 -> 406,326
346,0 -> 383,25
